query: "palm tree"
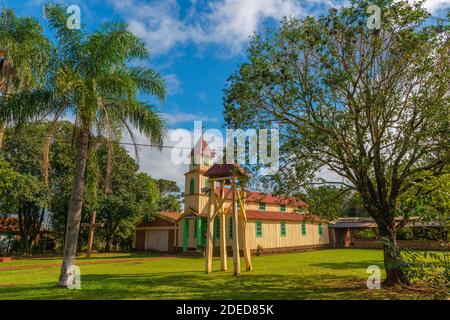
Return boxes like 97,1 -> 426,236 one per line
0,6 -> 51,149
38,4 -> 167,287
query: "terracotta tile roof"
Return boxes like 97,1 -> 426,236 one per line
204,163 -> 248,179
158,211 -> 182,221
190,138 -> 215,157
214,188 -> 308,207
245,210 -> 321,222
0,217 -> 18,233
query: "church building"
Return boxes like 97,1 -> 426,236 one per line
134,139 -> 329,254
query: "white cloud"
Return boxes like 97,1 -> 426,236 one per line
122,125 -> 225,190
122,128 -> 188,189
164,73 -> 181,94
203,0 -> 303,54
109,0 -> 450,56
108,0 -> 307,55
161,112 -> 219,125
409,0 -> 450,13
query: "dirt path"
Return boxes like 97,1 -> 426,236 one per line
0,256 -> 176,271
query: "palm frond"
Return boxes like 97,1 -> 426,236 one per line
0,88 -> 63,124
112,99 -> 165,148
127,66 -> 166,101
43,3 -> 83,66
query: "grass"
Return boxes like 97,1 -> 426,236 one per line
0,249 -> 437,300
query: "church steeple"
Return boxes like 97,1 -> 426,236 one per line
184,138 -> 215,215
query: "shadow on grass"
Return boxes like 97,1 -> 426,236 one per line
310,260 -> 383,270
0,271 -> 372,300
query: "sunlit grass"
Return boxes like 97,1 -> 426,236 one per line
0,249 -> 436,300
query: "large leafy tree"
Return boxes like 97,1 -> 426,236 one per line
224,0 -> 449,285
0,6 -> 51,149
302,186 -> 367,220
1,122 -> 76,254
156,179 -> 182,212
16,4 -> 167,287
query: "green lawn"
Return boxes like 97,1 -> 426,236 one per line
0,249 -> 433,300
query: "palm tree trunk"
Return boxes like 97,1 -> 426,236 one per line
85,210 -> 96,258
58,127 -> 90,287
0,122 -> 4,150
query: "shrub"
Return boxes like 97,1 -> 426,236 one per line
355,228 -> 377,240
397,227 -> 414,240
256,245 -> 264,256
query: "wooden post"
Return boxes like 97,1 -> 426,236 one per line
205,180 -> 215,274
231,181 -> 241,275
239,186 -> 252,271
239,216 -> 253,271
219,181 -> 227,271
86,210 -> 97,257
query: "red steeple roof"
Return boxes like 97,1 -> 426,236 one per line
190,137 -> 215,157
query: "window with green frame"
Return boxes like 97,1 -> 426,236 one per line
214,218 -> 220,239
280,221 -> 286,237
204,178 -> 210,188
318,223 -> 323,236
228,217 -> 233,239
259,202 -> 266,210
189,178 -> 195,194
295,207 -> 304,214
255,220 -> 262,237
301,223 -> 306,236
280,204 -> 286,212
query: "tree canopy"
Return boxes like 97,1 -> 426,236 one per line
224,0 -> 449,285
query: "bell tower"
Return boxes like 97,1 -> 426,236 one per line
184,138 -> 215,215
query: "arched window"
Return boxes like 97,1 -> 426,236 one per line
189,178 -> 195,195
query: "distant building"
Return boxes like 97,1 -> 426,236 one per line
134,138 -> 329,254
329,217 -> 448,250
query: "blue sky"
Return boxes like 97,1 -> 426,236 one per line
4,0 -> 450,188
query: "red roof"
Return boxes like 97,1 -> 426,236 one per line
214,188 -> 308,207
245,210 -> 321,222
205,164 -> 248,179
159,211 -> 182,221
190,137 -> 215,157
0,217 -> 18,233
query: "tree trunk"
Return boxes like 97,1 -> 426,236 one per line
0,121 -> 4,150
104,237 -> 111,252
57,128 -> 90,287
378,222 -> 408,286
85,210 -> 96,258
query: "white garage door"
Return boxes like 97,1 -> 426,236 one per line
145,230 -> 169,252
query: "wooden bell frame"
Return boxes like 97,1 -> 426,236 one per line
205,175 -> 252,275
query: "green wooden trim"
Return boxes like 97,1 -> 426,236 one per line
214,218 -> 220,240
182,219 -> 189,252
256,220 -> 262,237
301,222 -> 306,236
280,221 -> 286,237
195,217 -> 202,246
228,216 -> 233,239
